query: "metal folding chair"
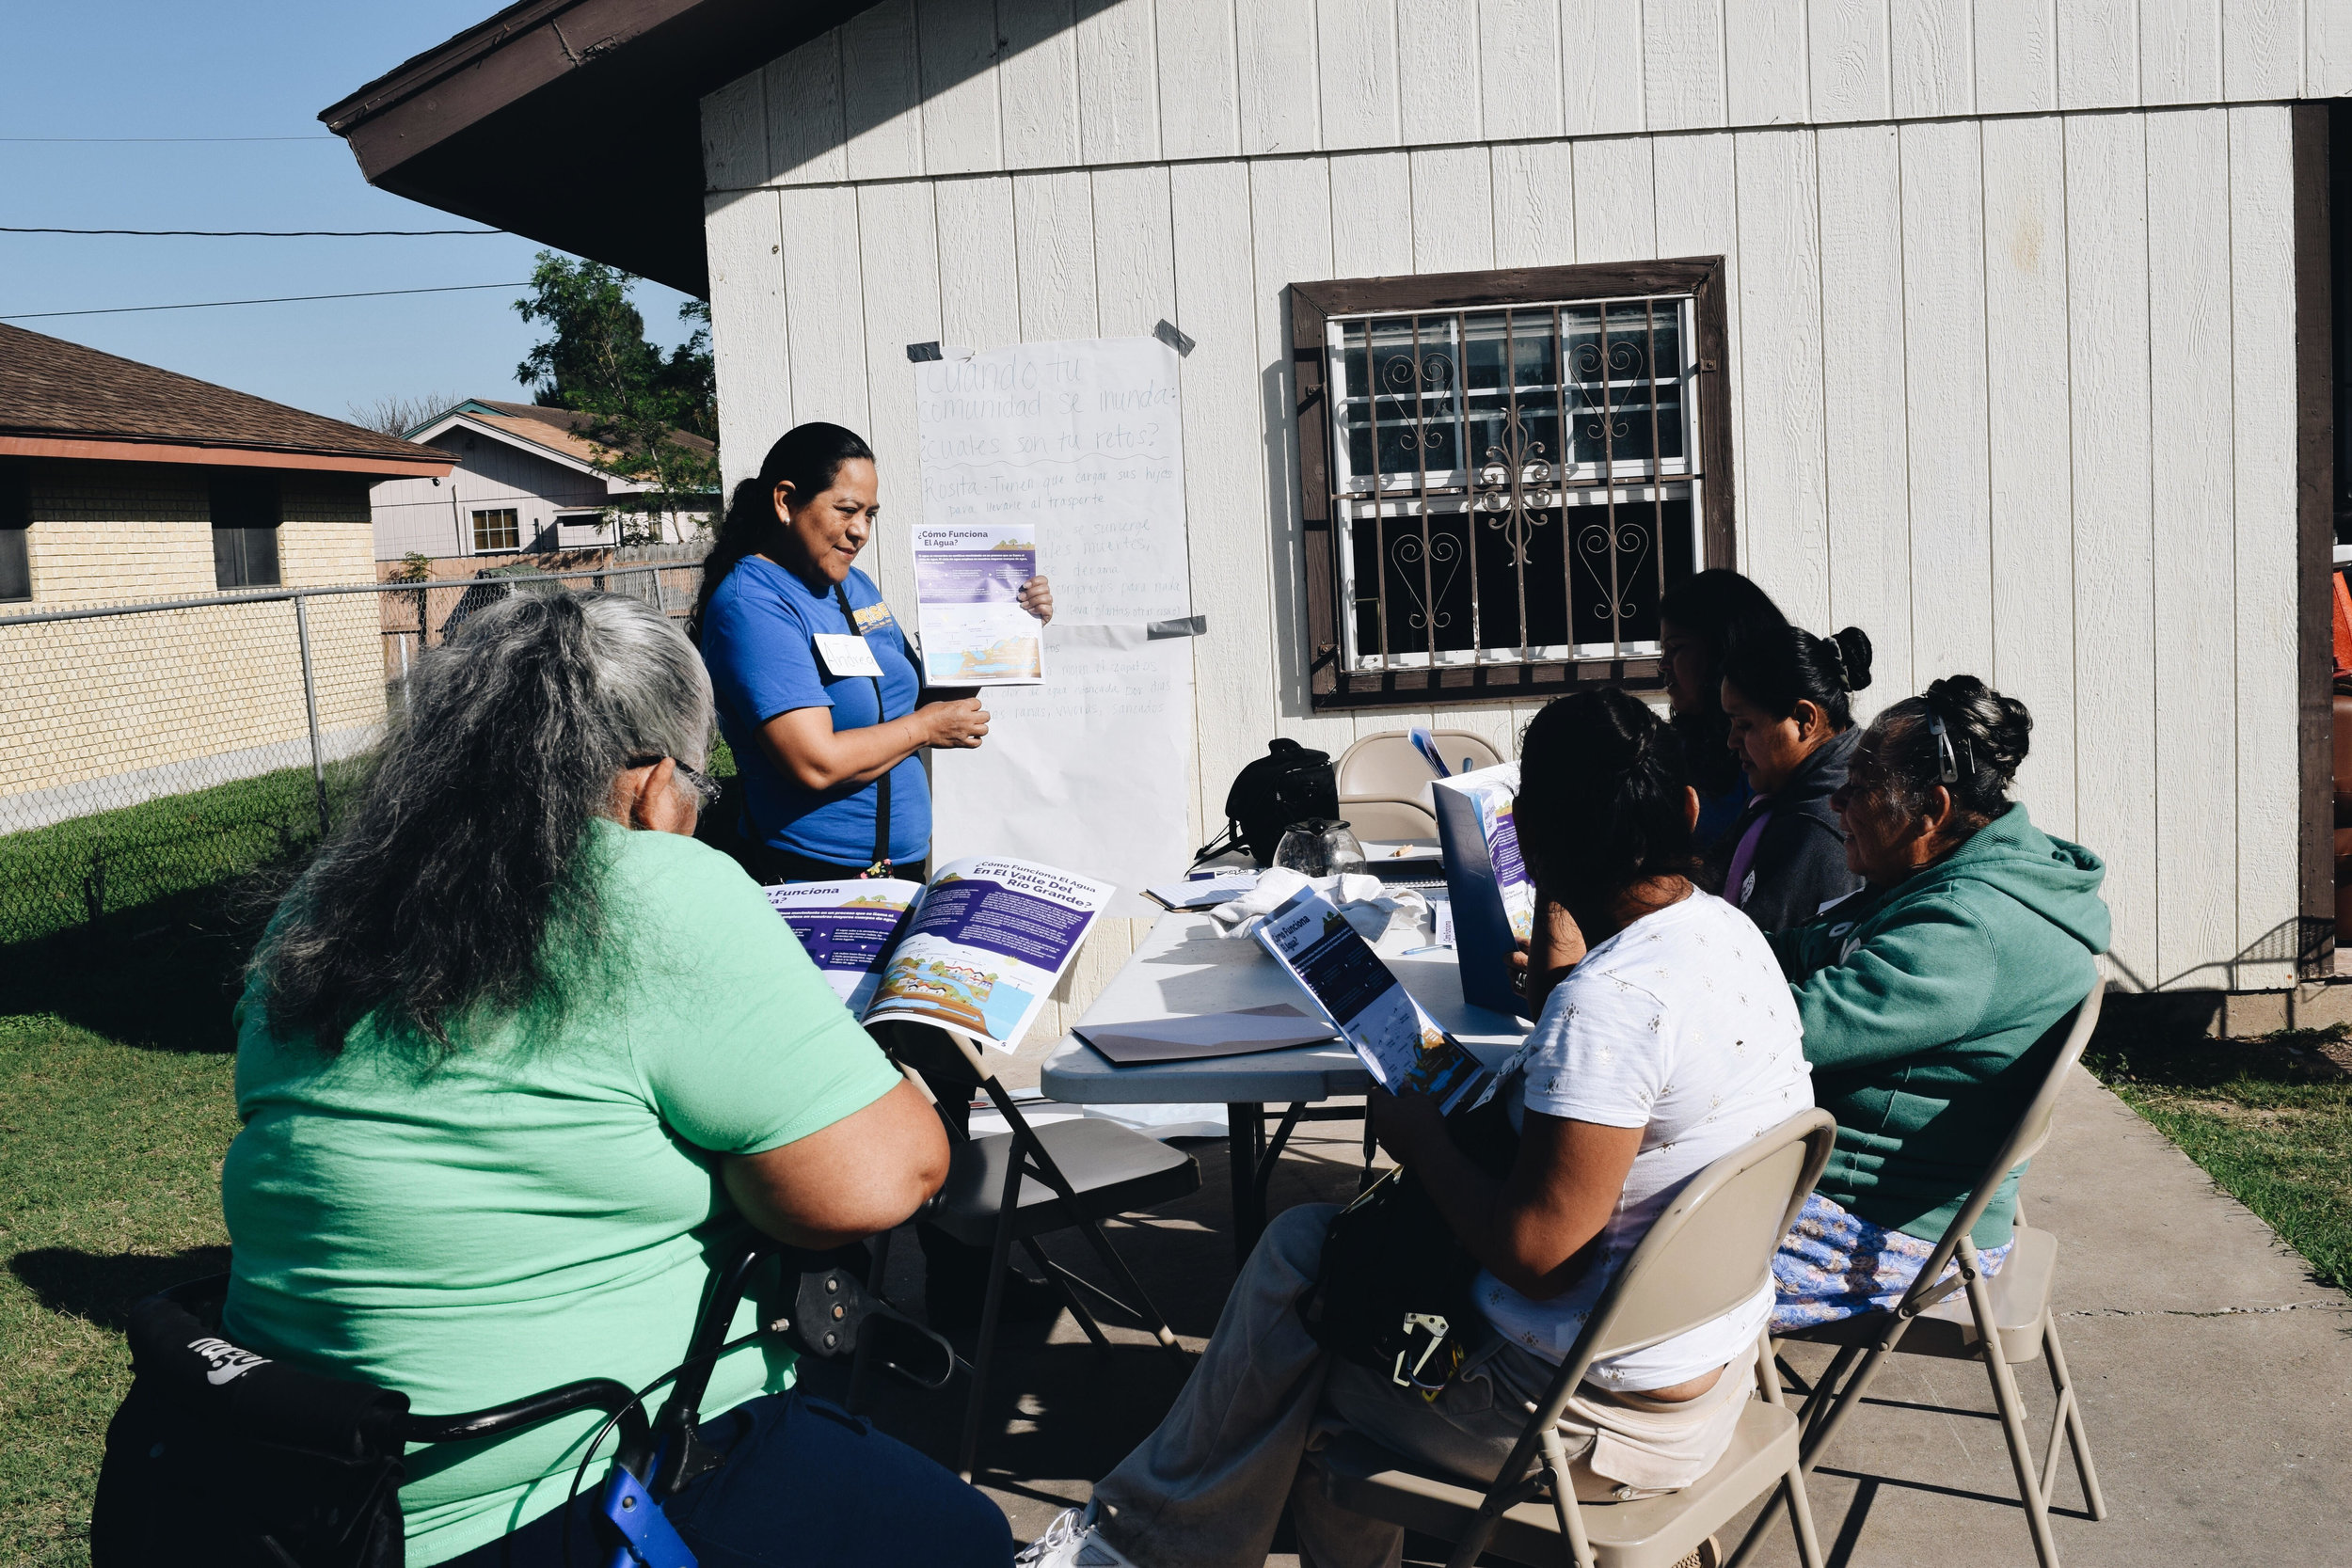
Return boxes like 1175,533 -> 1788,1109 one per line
1313,1109 -> 1838,1568
1730,984 -> 2110,1568
93,1237 -> 953,1568
858,1022 -> 1199,1481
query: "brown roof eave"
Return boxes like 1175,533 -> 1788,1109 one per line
0,434 -> 453,480
319,0 -> 882,297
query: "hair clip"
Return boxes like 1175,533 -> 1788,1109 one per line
1927,709 -> 1962,786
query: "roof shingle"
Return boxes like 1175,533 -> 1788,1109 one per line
0,322 -> 443,465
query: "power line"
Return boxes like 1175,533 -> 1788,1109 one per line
1,282 -> 532,322
3,225 -> 503,237
0,135 -> 337,143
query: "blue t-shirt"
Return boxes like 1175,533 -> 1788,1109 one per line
701,556 -> 930,866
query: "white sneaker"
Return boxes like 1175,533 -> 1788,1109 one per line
1013,1505 -> 1140,1568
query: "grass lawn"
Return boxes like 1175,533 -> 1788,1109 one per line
0,1013 -> 237,1568
2085,1026 -> 2352,1293
0,763 -> 342,948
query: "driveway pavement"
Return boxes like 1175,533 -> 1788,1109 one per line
795,1068 -> 2351,1566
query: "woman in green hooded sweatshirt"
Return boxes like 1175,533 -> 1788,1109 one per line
1765,675 -> 2110,1328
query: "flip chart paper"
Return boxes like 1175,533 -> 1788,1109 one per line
919,337 -> 1197,918
912,523 -> 1043,685
914,337 -> 1191,624
932,623 -> 1192,921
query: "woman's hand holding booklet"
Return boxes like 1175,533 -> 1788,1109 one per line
1250,883 -> 1492,1115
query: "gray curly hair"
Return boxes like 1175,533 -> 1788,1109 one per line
255,590 -> 713,1051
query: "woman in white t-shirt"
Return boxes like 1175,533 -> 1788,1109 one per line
1022,689 -> 1813,1568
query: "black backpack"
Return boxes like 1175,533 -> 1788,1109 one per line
92,1284 -> 409,1568
1195,737 -> 1340,867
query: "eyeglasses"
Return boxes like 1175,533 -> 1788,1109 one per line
626,753 -> 724,812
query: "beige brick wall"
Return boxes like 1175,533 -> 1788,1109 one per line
0,461 -> 388,824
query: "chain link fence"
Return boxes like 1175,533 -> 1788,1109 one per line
0,561 -> 705,961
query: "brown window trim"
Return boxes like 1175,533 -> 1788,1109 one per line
1289,257 -> 1737,711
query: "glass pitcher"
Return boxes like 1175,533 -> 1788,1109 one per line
1272,817 -> 1367,879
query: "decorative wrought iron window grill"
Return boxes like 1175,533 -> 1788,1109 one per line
1292,261 -> 1735,710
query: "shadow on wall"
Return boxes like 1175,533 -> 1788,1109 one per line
2102,914 -> 2334,999
8,1244 -> 232,1332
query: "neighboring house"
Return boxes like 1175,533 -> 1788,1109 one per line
0,322 -> 450,830
369,398 -> 718,562
325,1 -> 2352,1017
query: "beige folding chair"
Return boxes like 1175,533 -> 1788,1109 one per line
1336,730 -> 1507,841
1314,1109 -> 1837,1568
1731,985 -> 2109,1568
855,1022 -> 1199,1481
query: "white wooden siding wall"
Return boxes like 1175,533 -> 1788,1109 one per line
705,56 -> 2308,995
726,0 -> 2351,190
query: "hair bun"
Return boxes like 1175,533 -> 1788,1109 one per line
1831,626 -> 1873,692
1926,674 -> 2030,782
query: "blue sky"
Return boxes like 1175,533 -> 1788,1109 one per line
0,2 -> 700,426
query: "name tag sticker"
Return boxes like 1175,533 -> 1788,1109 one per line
813,633 -> 884,679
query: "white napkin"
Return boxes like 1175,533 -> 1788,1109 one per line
1208,868 -> 1429,942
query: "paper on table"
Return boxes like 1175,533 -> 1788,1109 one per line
1075,1003 -> 1341,1065
1143,870 -> 1261,911
913,523 -> 1044,685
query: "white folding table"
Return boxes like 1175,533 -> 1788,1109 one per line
1038,911 -> 1529,1265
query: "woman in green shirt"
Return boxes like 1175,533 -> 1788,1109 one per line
221,592 -> 1010,1566
1766,675 -> 2110,1329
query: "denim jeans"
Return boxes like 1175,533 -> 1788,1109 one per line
437,1391 -> 1011,1568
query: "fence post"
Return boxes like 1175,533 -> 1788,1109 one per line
294,592 -> 330,835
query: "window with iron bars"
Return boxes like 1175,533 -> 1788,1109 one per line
1292,260 -> 1735,709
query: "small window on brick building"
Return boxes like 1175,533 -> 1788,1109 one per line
210,470 -> 282,590
472,508 -> 521,552
0,462 -> 30,603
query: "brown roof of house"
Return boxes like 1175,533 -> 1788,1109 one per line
473,399 -> 716,458
0,322 -> 449,470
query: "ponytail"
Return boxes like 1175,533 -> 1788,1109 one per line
1516,689 -> 1693,904
689,421 -> 876,641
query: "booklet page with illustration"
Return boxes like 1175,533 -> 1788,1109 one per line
1253,885 -> 1491,1113
1432,761 -> 1536,1021
912,524 -> 1045,685
767,857 -> 1111,1050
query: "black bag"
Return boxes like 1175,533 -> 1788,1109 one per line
1195,737 -> 1340,867
1297,1094 -> 1521,1398
92,1285 -> 409,1568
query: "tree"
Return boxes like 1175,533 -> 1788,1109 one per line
347,391 -> 464,437
514,253 -> 720,545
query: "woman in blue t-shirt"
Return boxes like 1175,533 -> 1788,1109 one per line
692,422 -> 1051,882
693,421 -> 1057,1324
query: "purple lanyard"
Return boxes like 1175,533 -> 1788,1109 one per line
1724,806 -> 1773,907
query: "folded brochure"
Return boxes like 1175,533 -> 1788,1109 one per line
1253,884 -> 1492,1113
1432,761 -> 1536,1022
1074,1003 -> 1340,1065
765,856 -> 1112,1051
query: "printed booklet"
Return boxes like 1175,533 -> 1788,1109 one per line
1254,884 -> 1492,1113
912,523 -> 1045,685
765,857 -> 1113,1050
1432,762 -> 1536,1021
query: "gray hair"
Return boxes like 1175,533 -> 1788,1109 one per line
255,590 -> 714,1051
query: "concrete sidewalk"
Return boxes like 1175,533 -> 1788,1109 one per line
799,1069 -> 2350,1566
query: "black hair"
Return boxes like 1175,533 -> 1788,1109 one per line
1720,625 -> 1874,731
689,421 -> 876,640
1866,674 -> 2033,831
1515,689 -> 1693,905
1656,569 -> 1789,796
